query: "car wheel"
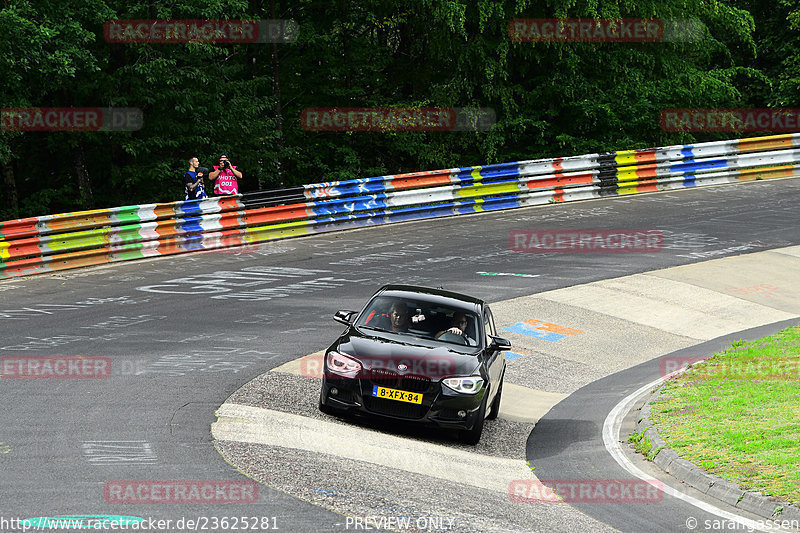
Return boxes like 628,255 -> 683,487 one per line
486,376 -> 503,420
459,393 -> 487,445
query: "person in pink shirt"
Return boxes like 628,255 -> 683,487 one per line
208,153 -> 243,195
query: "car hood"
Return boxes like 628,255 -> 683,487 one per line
335,331 -> 481,380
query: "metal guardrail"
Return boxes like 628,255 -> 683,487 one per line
2,133 -> 799,278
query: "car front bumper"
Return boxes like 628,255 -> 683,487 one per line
320,375 -> 486,430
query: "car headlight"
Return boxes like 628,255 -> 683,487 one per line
326,351 -> 362,377
442,376 -> 484,394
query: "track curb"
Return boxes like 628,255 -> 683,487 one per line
634,385 -> 800,523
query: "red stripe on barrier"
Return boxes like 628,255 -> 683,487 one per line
389,175 -> 453,190
526,174 -> 594,190
217,212 -> 244,229
2,239 -> 44,261
0,218 -> 40,240
243,203 -> 312,225
634,164 -> 658,179
634,150 -> 658,164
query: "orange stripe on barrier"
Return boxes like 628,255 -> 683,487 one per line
45,212 -> 113,233
634,181 -> 659,193
1,247 -> 109,277
388,173 -> 452,190
526,174 -> 594,190
3,239 -> 43,260
154,221 -> 182,239
737,165 -> 799,180
0,218 -> 40,240
634,150 -> 658,164
737,134 -> 796,153
215,197 -> 244,212
218,212 -> 244,229
634,164 -> 658,179
243,204 -> 311,225
153,205 -> 177,219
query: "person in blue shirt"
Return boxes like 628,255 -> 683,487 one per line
184,157 -> 208,200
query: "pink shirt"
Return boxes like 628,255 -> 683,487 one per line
213,166 -> 239,195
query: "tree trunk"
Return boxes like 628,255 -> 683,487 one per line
1,161 -> 19,219
71,143 -> 94,210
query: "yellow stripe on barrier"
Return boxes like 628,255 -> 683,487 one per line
0,241 -> 9,261
470,166 -> 482,183
456,182 -> 520,198
616,167 -> 641,183
614,151 -> 639,167
737,134 -> 797,153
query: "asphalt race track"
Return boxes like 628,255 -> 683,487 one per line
1,178 -> 799,533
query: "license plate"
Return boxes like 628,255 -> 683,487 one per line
372,386 -> 422,404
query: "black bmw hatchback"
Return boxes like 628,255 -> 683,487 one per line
319,284 -> 510,444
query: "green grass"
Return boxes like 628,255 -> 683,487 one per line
650,325 -> 800,505
628,430 -> 663,461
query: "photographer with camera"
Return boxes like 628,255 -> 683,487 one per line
184,157 -> 208,200
208,154 -> 242,196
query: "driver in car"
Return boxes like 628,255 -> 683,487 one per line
389,302 -> 412,333
435,312 -> 475,344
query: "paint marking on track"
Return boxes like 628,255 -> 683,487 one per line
212,403 -> 534,494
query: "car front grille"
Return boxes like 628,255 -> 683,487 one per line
362,395 -> 427,419
366,368 -> 431,393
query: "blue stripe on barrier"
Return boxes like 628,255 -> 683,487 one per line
177,200 -> 204,216
177,217 -> 205,233
672,158 -> 729,173
309,196 -> 388,217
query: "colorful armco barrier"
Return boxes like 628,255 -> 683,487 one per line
2,133 -> 799,278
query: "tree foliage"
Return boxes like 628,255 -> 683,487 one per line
0,0 -> 790,218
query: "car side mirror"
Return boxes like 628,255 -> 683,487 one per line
333,310 -> 357,326
488,335 -> 511,351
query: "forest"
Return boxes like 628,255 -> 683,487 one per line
0,0 -> 797,219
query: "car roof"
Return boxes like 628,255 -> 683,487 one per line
374,284 -> 485,311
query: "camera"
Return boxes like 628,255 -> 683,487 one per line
223,160 -> 231,169
196,166 -> 209,177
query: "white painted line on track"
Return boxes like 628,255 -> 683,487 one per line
603,376 -> 797,533
213,403 -> 535,494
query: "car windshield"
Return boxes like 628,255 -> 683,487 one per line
356,295 -> 480,347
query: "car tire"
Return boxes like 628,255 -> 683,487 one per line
486,376 -> 503,420
459,393 -> 487,445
